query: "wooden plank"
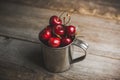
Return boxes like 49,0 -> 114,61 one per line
0,60 -> 36,80
0,36 -> 120,80
0,2 -> 120,59
59,54 -> 120,80
1,0 -> 120,20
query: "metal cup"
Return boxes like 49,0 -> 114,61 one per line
40,37 -> 88,73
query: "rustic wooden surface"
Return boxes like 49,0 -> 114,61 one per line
0,1 -> 120,80
2,0 -> 120,20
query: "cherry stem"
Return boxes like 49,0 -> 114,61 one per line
59,11 -> 66,19
65,13 -> 71,25
52,27 -> 62,39
76,35 -> 84,38
63,17 -> 66,25
59,11 -> 71,25
55,34 -> 62,39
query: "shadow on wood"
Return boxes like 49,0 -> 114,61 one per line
26,45 -> 44,68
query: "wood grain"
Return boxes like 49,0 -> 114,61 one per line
1,0 -> 120,20
0,36 -> 120,80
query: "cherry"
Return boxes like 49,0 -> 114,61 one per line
48,37 -> 61,48
61,37 -> 72,46
39,27 -> 51,41
46,25 -> 52,30
49,16 -> 62,25
54,25 -> 64,36
39,14 -> 77,48
66,25 -> 76,36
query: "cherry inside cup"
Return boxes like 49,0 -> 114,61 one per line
39,15 -> 76,48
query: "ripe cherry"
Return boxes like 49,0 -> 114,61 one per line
49,16 -> 62,25
54,25 -> 64,36
39,27 -> 51,41
61,37 -> 72,46
66,25 -> 76,36
48,37 -> 61,48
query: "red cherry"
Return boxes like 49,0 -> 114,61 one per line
39,27 -> 51,41
54,25 -> 64,36
46,25 -> 52,30
61,37 -> 72,46
48,37 -> 61,48
49,16 -> 62,25
66,25 -> 76,36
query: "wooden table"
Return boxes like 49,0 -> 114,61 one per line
0,1 -> 120,80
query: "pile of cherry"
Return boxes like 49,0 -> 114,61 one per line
39,15 -> 76,48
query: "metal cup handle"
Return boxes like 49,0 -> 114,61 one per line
71,38 -> 89,64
